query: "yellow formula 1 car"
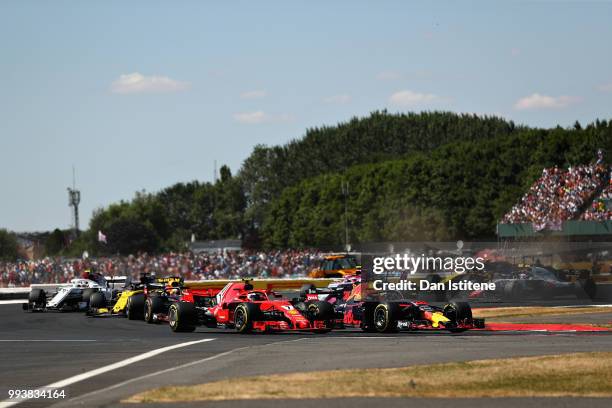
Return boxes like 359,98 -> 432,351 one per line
86,275 -> 183,320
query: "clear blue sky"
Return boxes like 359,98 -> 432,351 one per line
1,0 -> 611,232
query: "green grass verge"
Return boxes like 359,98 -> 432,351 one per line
124,352 -> 612,402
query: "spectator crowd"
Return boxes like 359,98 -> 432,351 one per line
581,176 -> 612,221
0,249 -> 324,287
502,163 -> 610,230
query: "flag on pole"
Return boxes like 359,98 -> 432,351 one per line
98,230 -> 107,244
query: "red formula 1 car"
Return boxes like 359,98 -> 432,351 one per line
168,281 -> 335,334
300,281 -> 484,333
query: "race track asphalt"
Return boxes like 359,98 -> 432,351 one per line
0,304 -> 610,408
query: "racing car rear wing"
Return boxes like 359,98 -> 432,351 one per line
155,276 -> 184,284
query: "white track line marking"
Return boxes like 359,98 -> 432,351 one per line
64,334 -> 482,405
0,338 -> 215,408
67,346 -> 249,404
66,336 -> 313,404
0,300 -> 26,305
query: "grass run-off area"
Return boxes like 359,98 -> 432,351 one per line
125,352 -> 612,402
472,306 -> 612,320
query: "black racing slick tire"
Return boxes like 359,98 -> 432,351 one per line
234,303 -> 261,334
307,301 -> 334,320
503,282 -> 521,301
126,293 -> 145,320
307,301 -> 334,333
169,302 -> 196,332
576,279 -> 597,300
145,296 -> 165,324
28,289 -> 46,308
81,288 -> 98,306
373,302 -> 399,333
443,301 -> 472,333
89,292 -> 106,309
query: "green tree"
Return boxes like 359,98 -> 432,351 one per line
0,229 -> 19,261
81,112 -> 612,251
105,219 -> 159,255
45,228 -> 66,255
261,120 -> 612,247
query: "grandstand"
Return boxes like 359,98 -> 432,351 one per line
498,160 -> 612,239
581,182 -> 612,221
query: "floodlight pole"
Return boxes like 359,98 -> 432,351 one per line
68,166 -> 81,237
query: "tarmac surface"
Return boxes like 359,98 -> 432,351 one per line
0,303 -> 610,408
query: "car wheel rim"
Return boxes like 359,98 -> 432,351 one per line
375,308 -> 386,329
169,307 -> 177,328
235,309 -> 245,329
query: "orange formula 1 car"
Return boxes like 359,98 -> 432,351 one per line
309,254 -> 359,278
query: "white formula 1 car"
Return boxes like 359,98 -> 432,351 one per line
22,276 -> 127,312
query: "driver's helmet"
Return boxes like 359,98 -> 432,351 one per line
247,292 -> 264,301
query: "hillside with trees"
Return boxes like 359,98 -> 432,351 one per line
239,111 -> 519,232
63,112 -> 611,255
263,123 -> 612,247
